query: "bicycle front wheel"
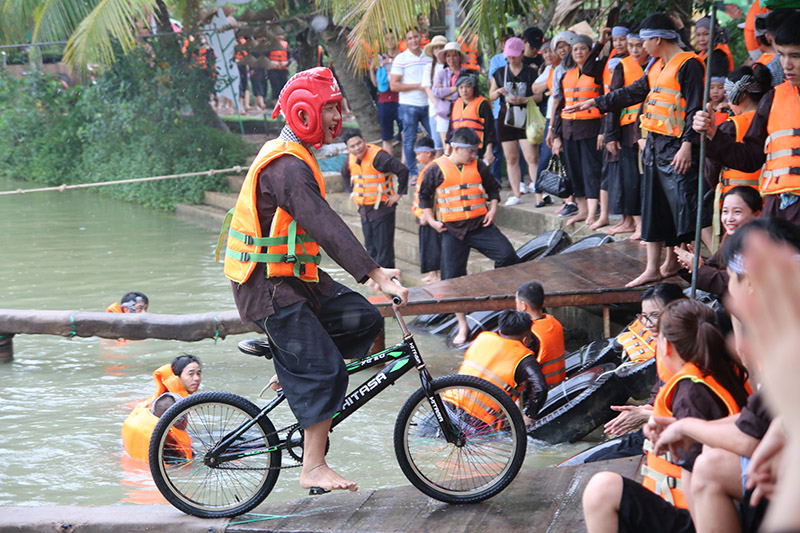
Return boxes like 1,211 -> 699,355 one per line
149,391 -> 281,518
394,375 -> 526,504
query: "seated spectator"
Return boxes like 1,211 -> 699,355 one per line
582,299 -> 749,533
446,73 -> 495,162
454,310 -> 547,424
675,186 -> 762,296
515,281 -> 565,387
106,292 -> 149,313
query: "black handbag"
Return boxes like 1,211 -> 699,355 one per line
538,156 -> 572,198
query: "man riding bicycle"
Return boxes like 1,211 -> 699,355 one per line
221,67 -> 408,493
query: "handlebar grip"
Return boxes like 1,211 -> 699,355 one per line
390,277 -> 403,305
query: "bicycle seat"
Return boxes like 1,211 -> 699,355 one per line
237,338 -> 273,359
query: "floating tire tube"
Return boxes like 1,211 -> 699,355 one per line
557,434 -> 630,467
564,338 -> 622,378
529,363 -> 630,444
559,234 -> 615,255
515,229 -> 571,262
615,356 -> 658,401
445,310 -> 503,343
412,313 -> 452,329
537,365 -> 611,419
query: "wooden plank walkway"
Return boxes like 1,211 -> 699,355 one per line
371,240 -> 684,317
226,457 -> 640,533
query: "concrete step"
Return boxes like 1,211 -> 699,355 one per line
175,203 -> 226,230
224,171 -> 347,196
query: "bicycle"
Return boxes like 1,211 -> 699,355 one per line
149,301 -> 527,518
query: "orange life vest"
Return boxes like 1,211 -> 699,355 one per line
720,110 -> 761,194
451,96 -> 489,144
546,66 -> 555,92
715,110 -> 731,127
268,40 -> 288,69
755,53 -> 775,66
641,362 -> 741,509
762,82 -> 800,195
531,314 -> 566,386
433,157 -> 488,222
640,52 -> 701,137
459,34 -> 480,72
121,364 -> 192,461
561,67 -> 602,120
106,302 -> 124,313
412,161 -> 435,219
699,43 -> 734,72
220,139 -> 324,284
744,1 -> 769,59
619,56 -> 646,127
602,50 -> 619,94
616,318 -> 656,363
445,331 -> 534,425
349,144 -> 394,207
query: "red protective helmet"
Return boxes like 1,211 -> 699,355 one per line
271,67 -> 343,148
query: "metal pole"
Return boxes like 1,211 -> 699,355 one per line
691,4 -> 716,298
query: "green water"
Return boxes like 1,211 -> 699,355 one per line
0,176 -> 592,507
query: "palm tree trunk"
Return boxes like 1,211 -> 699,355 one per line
318,25 -> 381,145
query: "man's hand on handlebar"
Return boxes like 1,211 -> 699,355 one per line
367,267 -> 409,307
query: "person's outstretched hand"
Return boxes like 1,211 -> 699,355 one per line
693,102 -> 718,140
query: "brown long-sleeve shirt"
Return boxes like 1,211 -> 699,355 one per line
232,154 -> 379,323
706,90 -> 775,173
339,147 -> 410,222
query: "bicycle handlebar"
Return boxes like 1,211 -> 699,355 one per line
390,277 -> 403,306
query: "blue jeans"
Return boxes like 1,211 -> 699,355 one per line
399,104 -> 431,176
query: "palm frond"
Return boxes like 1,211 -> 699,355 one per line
31,0 -> 95,44
0,0 -> 42,44
62,0 -> 158,74
460,0 -> 527,49
318,0 -> 437,72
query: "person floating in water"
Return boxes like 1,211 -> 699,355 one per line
106,292 -> 149,313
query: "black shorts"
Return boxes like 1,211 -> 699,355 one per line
618,476 -> 695,533
641,159 -> 698,246
562,136 -> 602,199
496,106 -> 527,143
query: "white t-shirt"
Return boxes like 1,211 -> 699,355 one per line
391,49 -> 432,107
421,62 -> 443,117
535,65 -> 554,120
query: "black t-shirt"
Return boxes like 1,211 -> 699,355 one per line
492,65 -> 538,108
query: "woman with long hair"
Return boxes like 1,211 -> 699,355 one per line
582,299 -> 749,533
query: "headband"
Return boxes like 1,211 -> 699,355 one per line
573,34 -> 593,48
413,145 -> 436,152
612,26 -> 629,37
728,252 -> 746,275
724,74 -> 763,105
639,28 -> 680,41
451,142 -> 480,149
711,76 -> 727,84
627,32 -> 641,41
695,17 -> 712,29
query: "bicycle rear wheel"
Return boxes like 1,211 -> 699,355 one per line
149,391 -> 281,518
394,375 -> 526,504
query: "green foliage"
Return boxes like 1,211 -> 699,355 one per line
723,17 -> 748,68
0,41 -> 249,210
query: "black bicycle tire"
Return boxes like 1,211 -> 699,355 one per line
148,391 -> 281,518
393,375 -> 526,504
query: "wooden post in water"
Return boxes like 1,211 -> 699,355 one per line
0,334 -> 13,363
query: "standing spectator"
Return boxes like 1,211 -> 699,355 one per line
566,14 -> 706,287
390,28 -> 433,178
340,129 -> 409,269
530,41 -> 560,207
552,34 -> 604,228
458,33 -> 481,72
410,137 -> 441,283
446,73 -> 495,162
488,28 -> 516,185
250,35 -> 269,111
267,30 -> 290,106
234,32 -> 252,112
421,35 -> 448,156
431,41 -> 465,154
522,27 -> 545,70
418,127 -> 520,346
489,37 -> 540,206
370,31 -> 403,159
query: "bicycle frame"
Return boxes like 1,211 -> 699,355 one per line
206,307 -> 461,465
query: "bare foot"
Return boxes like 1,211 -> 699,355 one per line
565,213 -> 587,227
452,333 -> 468,345
660,260 -> 681,279
628,231 -> 642,241
625,269 -> 662,288
590,218 -> 610,230
605,221 -> 635,235
300,463 -> 358,493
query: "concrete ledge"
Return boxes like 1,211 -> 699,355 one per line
0,505 -> 227,533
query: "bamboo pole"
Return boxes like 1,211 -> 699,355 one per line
691,5 -> 717,298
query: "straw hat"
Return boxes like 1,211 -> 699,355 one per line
423,35 -> 448,58
435,41 -> 464,63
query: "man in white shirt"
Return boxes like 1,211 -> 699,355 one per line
390,28 -> 433,177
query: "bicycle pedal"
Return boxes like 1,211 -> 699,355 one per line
308,487 -> 330,496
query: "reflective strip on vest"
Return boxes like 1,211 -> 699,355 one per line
434,157 -> 488,222
561,68 -> 602,120
460,359 -> 520,397
640,52 -> 698,137
349,145 -> 394,207
763,84 -> 800,194
541,352 -> 566,379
